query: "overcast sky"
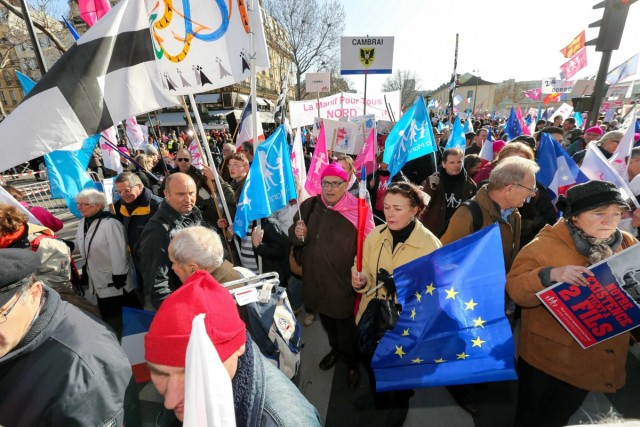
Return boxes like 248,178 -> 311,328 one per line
336,0 -> 640,94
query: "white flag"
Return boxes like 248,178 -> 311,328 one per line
291,128 -> 309,202
610,108 -> 638,181
99,127 -> 123,174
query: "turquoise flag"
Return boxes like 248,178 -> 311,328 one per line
444,116 -> 466,150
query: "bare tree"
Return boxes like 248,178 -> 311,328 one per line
0,0 -> 68,53
381,69 -> 422,108
264,0 -> 346,100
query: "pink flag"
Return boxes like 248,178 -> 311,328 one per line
560,48 -> 588,80
291,128 -> 309,201
354,127 -> 376,175
304,124 -> 329,196
523,88 -> 541,101
516,108 -> 531,136
188,140 -> 204,170
79,0 -> 111,27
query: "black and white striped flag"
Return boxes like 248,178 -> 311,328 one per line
275,64 -> 292,122
0,0 -> 179,172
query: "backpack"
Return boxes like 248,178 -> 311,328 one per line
230,267 -> 302,380
459,199 -> 483,233
29,232 -> 81,294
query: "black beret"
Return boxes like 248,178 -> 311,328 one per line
0,249 -> 39,307
556,181 -> 629,219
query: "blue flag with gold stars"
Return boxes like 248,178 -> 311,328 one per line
371,224 -> 517,391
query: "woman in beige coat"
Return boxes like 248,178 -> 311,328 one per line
507,181 -> 638,427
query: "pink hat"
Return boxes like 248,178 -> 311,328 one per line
493,140 -> 506,155
585,126 -> 604,136
634,133 -> 640,143
321,162 -> 349,182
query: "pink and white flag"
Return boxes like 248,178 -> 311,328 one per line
560,48 -> 588,80
291,128 -> 309,201
99,127 -> 123,173
79,0 -> 111,27
516,107 -> 531,135
523,88 -> 541,101
610,108 -> 638,181
304,124 -> 329,197
125,117 -> 146,151
354,126 -> 376,175
188,139 -> 204,170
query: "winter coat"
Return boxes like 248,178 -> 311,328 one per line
136,201 -> 203,309
422,172 -> 477,238
0,288 -> 136,426
288,195 -> 358,319
114,188 -> 163,251
250,217 -> 291,287
506,219 -> 637,392
76,213 -> 134,298
441,185 -> 521,272
353,222 -> 442,324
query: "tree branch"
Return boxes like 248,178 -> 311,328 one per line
0,0 -> 68,53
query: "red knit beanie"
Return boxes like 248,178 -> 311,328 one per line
145,270 -> 246,367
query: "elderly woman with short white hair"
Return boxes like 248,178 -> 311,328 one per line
168,226 -> 241,285
75,189 -> 141,338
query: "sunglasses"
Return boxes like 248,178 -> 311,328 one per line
176,158 -> 190,162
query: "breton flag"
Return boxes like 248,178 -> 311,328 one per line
275,64 -> 292,121
372,224 -> 517,391
536,132 -> 588,202
235,97 -> 266,147
0,0 -> 179,172
147,0 -> 269,96
560,31 -> 585,59
122,307 -> 155,383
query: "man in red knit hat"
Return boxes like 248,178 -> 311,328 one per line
144,270 -> 320,426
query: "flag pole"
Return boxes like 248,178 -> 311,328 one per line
448,33 -> 459,125
364,69 -> 368,115
248,0 -> 263,274
17,0 -> 48,76
146,113 -> 170,175
183,95 -> 241,261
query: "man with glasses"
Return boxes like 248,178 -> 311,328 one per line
289,163 -> 374,391
0,249 -> 139,426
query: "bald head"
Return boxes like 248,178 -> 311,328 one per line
164,173 -> 196,214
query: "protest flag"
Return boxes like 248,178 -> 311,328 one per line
121,307 -> 155,383
463,117 -> 474,134
504,107 -> 522,141
437,121 -> 445,132
0,0 -> 180,173
573,111 -> 584,129
233,125 -> 297,237
235,97 -> 266,147
372,224 -> 517,391
15,71 -> 36,97
516,108 -> 531,136
606,54 -> 639,85
478,138 -> 494,163
445,117 -> 466,150
304,124 -> 330,197
486,126 -> 493,143
610,108 -> 637,179
354,125 -> 376,176
62,15 -> 80,41
291,128 -> 308,198
523,88 -> 541,101
582,142 -> 639,207
384,97 -> 437,178
0,186 -> 42,225
79,0 -> 111,27
560,47 -> 588,80
536,132 -> 588,202
560,30 -> 585,58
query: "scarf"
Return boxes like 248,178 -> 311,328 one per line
389,218 -> 416,251
321,192 -> 375,236
0,223 -> 27,248
566,220 -> 622,265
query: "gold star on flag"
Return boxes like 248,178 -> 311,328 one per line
402,328 -> 410,336
412,357 -> 423,364
465,299 -> 478,310
425,283 -> 435,295
395,345 -> 406,358
434,357 -> 446,363
410,307 -> 417,320
473,317 -> 486,328
471,337 -> 486,348
445,287 -> 459,300
561,175 -> 569,181
456,352 -> 469,360
415,292 -> 422,302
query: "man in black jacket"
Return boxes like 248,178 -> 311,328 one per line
137,173 -> 203,309
0,249 -> 139,426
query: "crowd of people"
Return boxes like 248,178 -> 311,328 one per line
1,111 -> 640,427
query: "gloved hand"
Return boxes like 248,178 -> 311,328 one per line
377,268 -> 396,295
108,273 -> 128,289
427,173 -> 440,190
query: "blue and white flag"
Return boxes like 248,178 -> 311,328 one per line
445,117 -> 466,150
383,97 -> 437,178
463,117 -> 474,134
233,125 -> 297,237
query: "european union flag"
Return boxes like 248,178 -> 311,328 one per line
504,107 -> 522,141
371,224 -> 517,391
444,116 -> 466,150
383,96 -> 437,178
233,125 -> 297,237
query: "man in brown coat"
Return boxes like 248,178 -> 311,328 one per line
289,163 -> 373,390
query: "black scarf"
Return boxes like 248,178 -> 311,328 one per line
83,210 -> 113,234
389,219 -> 416,251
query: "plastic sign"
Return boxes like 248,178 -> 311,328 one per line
340,36 -> 394,75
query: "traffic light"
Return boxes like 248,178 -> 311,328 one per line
587,0 -> 637,51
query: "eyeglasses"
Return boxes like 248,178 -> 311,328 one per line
0,291 -> 23,325
513,183 -> 538,194
176,158 -> 190,162
228,164 -> 245,169
321,181 -> 345,189
116,185 -> 140,195
76,202 -> 95,207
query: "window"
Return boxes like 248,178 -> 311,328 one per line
467,90 -> 474,99
1,92 -> 7,106
10,90 -> 17,105
3,70 -> 12,85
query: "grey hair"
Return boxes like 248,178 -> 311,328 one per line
599,130 -> 624,144
488,157 -> 540,190
17,274 -> 37,302
170,226 -> 224,272
75,189 -> 107,207
115,171 -> 142,187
